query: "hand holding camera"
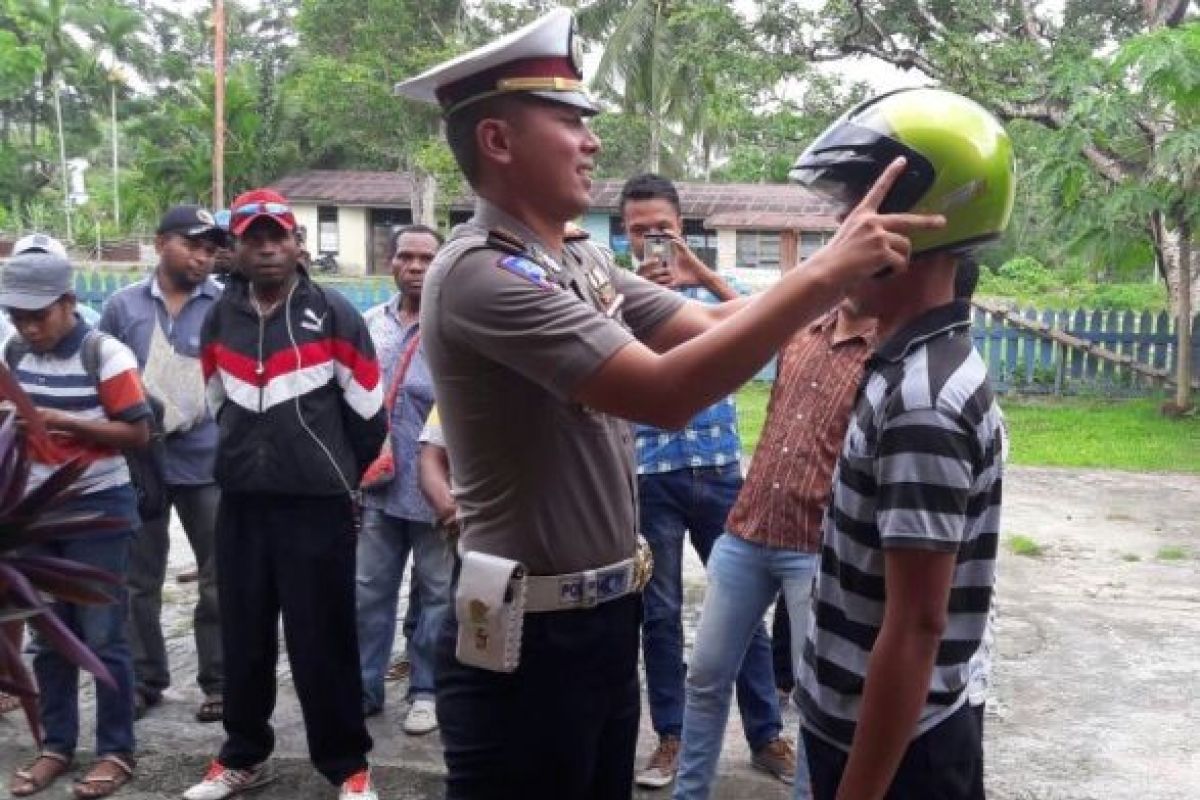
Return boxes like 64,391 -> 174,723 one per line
636,232 -> 676,287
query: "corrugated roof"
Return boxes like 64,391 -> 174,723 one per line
269,170 -> 840,219
704,211 -> 840,231
269,170 -> 422,207
590,180 -> 840,217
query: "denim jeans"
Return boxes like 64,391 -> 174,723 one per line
127,483 -> 223,697
673,533 -> 818,800
638,465 -> 781,750
28,485 -> 138,758
356,509 -> 453,710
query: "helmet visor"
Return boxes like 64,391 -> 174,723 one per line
789,121 -> 934,214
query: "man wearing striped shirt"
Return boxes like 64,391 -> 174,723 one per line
797,255 -> 1002,800
2,251 -> 151,796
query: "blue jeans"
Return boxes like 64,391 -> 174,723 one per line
28,485 -> 137,758
673,534 -> 817,800
639,465 -> 781,750
355,509 -> 452,709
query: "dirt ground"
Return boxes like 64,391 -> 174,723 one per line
0,465 -> 1196,799
982,466 -> 1200,800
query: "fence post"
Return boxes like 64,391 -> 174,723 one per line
1191,313 -> 1200,393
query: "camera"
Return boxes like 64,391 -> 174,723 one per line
643,232 -> 674,267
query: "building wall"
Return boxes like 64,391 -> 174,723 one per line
293,204 -> 320,248
717,227 -> 783,293
716,228 -> 737,272
338,207 -> 370,276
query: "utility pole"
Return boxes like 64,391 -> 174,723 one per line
111,74 -> 120,231
212,0 -> 226,210
53,81 -> 73,242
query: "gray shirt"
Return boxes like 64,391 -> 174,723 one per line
99,274 -> 222,486
422,200 -> 685,575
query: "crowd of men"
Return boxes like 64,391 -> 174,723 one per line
0,7 -> 1009,800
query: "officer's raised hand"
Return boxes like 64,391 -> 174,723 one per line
817,157 -> 946,287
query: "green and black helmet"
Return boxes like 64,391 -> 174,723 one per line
789,87 -> 1015,256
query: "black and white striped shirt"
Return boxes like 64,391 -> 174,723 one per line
799,300 -> 1003,749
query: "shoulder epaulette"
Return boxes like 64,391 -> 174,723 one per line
486,227 -> 529,256
564,223 -> 590,242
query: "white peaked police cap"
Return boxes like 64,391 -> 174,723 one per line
394,8 -> 598,118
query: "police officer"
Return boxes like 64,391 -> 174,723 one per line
395,9 -> 945,799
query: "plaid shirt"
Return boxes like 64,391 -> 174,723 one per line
634,286 -> 741,474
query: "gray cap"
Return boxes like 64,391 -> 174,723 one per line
0,252 -> 74,310
12,233 -> 68,260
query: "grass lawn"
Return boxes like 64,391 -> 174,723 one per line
735,382 -> 1200,474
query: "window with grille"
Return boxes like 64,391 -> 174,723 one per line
736,231 -> 781,270
317,206 -> 339,254
800,231 -> 833,261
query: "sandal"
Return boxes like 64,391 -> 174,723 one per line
195,694 -> 223,723
0,691 -> 22,715
10,751 -> 71,797
73,754 -> 134,799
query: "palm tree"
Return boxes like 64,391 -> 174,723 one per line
578,0 -> 696,173
578,0 -> 758,176
77,0 -> 145,231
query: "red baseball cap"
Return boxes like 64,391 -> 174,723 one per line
228,188 -> 297,236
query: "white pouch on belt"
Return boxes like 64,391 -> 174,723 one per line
455,551 -> 527,673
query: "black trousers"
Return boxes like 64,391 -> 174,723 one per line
215,493 -> 371,785
804,702 -> 985,800
436,593 -> 642,800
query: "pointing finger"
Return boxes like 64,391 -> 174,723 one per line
857,157 -> 908,211
879,212 -> 947,231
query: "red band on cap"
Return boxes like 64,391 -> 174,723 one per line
436,56 -> 581,110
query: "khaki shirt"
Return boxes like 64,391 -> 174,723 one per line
421,200 -> 684,575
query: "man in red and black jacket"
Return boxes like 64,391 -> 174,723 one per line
189,189 -> 387,800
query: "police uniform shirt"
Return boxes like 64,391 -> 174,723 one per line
422,199 -> 685,576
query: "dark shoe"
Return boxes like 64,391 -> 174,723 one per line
133,689 -> 161,721
177,568 -> 200,584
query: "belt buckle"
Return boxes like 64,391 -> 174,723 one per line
633,540 -> 654,592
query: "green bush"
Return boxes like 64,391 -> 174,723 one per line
977,255 -> 1166,311
1073,282 -> 1167,311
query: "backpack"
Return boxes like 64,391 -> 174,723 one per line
4,330 -> 170,523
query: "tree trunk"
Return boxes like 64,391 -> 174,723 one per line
1174,219 -> 1193,410
411,168 -> 437,227
1157,221 -> 1200,318
650,116 -> 661,173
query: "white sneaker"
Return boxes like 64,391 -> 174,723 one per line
182,760 -> 274,800
339,768 -> 379,800
402,697 -> 438,735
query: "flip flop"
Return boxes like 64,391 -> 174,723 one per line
73,753 -> 135,799
196,694 -> 223,723
10,751 -> 71,797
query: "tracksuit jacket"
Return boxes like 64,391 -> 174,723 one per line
200,270 -> 387,496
